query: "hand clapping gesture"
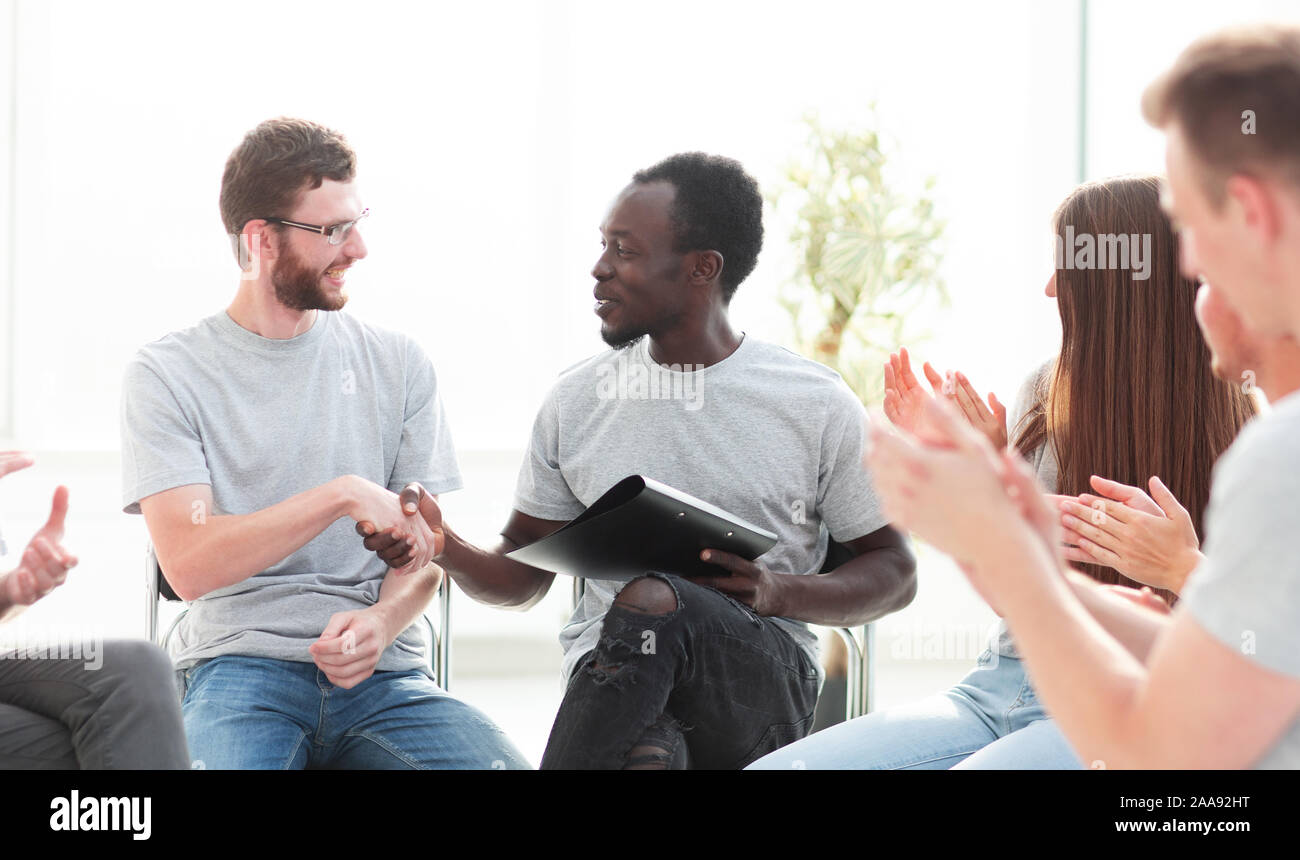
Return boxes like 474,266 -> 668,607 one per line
883,348 -> 1008,449
867,397 -> 1061,613
1054,475 -> 1202,594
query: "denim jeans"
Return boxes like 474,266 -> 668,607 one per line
747,648 -> 1084,769
0,639 -> 189,769
178,655 -> 529,769
540,573 -> 821,770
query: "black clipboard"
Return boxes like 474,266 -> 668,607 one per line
506,475 -> 778,582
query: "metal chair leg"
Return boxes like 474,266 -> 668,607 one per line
434,578 -> 452,691
832,623 -> 875,720
863,622 -> 875,715
145,544 -> 160,642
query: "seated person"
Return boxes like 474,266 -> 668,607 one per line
121,118 -> 526,770
361,152 -> 917,769
753,174 -> 1253,770
1,454 -> 188,769
857,24 -> 1300,768
1056,280 -> 1300,594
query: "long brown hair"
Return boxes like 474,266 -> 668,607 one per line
1012,175 -> 1255,604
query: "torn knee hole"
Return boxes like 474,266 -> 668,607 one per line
585,659 -> 634,687
613,576 -> 679,616
624,745 -> 676,770
624,715 -> 689,769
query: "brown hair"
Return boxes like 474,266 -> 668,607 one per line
219,117 -> 356,245
1012,176 -> 1255,604
1141,24 -> 1300,206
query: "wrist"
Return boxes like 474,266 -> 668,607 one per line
362,601 -> 397,647
438,523 -> 470,568
968,505 -> 1033,569
332,475 -> 363,521
1170,548 -> 1205,596
981,518 -> 1066,613
766,569 -> 792,616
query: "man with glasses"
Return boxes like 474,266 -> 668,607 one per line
120,117 -> 527,769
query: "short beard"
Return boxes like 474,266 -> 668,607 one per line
272,240 -> 346,312
600,307 -> 683,351
600,327 -> 645,351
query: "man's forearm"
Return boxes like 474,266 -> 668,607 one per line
988,526 -> 1155,768
369,562 -> 442,644
774,544 -> 917,627
438,524 -> 554,609
1067,571 -> 1173,664
154,478 -> 354,600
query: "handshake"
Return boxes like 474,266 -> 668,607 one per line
349,479 -> 445,575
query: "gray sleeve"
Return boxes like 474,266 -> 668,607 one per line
120,358 -> 212,515
1006,359 -> 1051,435
389,339 -> 462,496
1179,424 -> 1300,679
512,389 -> 586,522
816,383 -> 889,541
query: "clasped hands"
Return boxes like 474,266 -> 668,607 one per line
349,478 -> 443,574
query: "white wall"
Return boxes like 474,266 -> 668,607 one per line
1085,0 -> 1300,181
1,3 -> 1288,747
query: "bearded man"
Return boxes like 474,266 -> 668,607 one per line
120,117 -> 527,769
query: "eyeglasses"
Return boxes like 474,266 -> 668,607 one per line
263,208 -> 369,246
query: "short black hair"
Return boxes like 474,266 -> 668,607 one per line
632,152 -> 764,301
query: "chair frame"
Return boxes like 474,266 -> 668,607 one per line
145,544 -> 453,690
831,624 -> 874,719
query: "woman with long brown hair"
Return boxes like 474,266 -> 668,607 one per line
749,174 -> 1255,769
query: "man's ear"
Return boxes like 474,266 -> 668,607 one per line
238,220 -> 277,279
1224,174 -> 1282,247
687,250 -> 724,287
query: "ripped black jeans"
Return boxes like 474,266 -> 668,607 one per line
539,573 -> 821,770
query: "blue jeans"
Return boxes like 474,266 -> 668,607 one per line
747,648 -> 1084,769
178,656 -> 529,769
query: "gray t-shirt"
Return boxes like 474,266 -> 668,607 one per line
1179,389 -> 1300,768
513,335 -> 890,682
121,310 -> 461,674
995,360 -> 1058,658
